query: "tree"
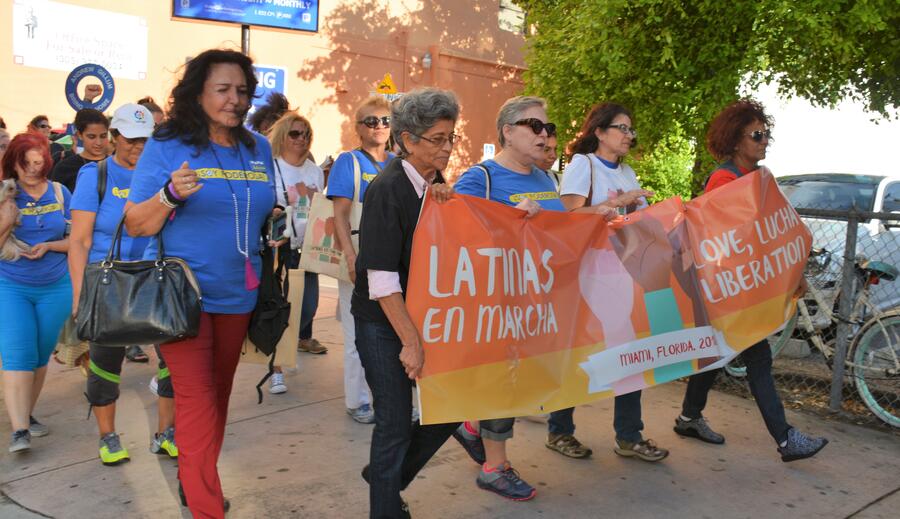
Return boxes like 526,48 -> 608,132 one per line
518,0 -> 899,193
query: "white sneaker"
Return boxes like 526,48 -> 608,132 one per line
149,376 -> 158,396
269,373 -> 287,394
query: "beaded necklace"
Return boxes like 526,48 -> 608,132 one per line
210,142 -> 258,290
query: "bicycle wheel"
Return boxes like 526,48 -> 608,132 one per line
850,314 -> 900,428
724,315 -> 798,378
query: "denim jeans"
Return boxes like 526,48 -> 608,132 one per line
480,418 -> 515,441
548,391 -> 644,442
298,271 -> 319,340
682,339 -> 791,444
355,318 -> 459,519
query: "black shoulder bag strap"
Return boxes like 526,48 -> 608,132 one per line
96,158 -> 108,204
356,148 -> 385,175
254,243 -> 292,404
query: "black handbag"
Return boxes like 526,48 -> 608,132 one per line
75,214 -> 202,347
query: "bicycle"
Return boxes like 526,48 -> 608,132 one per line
725,247 -> 900,428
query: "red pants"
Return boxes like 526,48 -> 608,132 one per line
160,312 -> 250,519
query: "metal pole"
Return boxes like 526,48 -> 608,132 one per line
829,207 -> 859,410
241,25 -> 250,55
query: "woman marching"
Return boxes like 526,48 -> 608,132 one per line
125,49 -> 276,518
68,103 -> 178,466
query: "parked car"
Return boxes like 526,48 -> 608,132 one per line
776,172 -> 900,312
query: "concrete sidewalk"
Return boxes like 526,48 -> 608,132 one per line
1,285 -> 898,518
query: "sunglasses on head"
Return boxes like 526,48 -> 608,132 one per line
288,129 -> 310,140
747,129 -> 772,142
358,116 -> 390,129
513,118 -> 556,137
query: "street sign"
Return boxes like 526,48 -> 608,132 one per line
249,65 -> 287,121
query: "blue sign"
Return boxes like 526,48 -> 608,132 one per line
64,64 -> 116,112
173,0 -> 318,33
248,65 -> 287,124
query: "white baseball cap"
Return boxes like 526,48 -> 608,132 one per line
110,103 -> 154,139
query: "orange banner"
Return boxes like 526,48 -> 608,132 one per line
407,169 -> 811,425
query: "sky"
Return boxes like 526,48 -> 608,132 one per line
753,82 -> 900,177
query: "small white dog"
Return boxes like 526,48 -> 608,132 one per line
0,179 -> 30,261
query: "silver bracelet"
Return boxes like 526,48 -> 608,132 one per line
158,189 -> 177,209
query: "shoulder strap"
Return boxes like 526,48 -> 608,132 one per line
52,181 -> 64,207
583,154 -> 594,207
96,158 -> 108,204
273,159 -> 299,240
703,161 -> 744,190
475,163 -> 491,200
356,148 -> 384,175
350,152 -> 362,204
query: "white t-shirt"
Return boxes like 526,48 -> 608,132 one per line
274,157 -> 325,248
559,153 -> 648,213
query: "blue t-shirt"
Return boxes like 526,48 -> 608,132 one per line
128,134 -> 277,314
0,181 -> 71,285
326,149 -> 394,202
454,160 -> 565,212
71,160 -> 151,263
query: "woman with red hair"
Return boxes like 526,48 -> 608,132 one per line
0,133 -> 72,454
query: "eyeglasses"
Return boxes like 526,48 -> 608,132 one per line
747,129 -> 772,142
288,129 -> 311,140
411,132 -> 459,147
358,116 -> 390,129
605,124 -> 637,138
513,118 -> 556,137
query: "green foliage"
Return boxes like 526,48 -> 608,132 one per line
517,0 -> 899,192
631,126 -> 695,201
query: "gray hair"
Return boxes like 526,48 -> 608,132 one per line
391,88 -> 459,154
496,96 -> 546,147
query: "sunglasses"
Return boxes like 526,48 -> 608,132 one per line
358,116 -> 390,129
606,123 -> 637,138
288,129 -> 311,140
38,123 -> 50,129
412,132 -> 459,147
513,118 -> 556,137
747,129 -> 772,142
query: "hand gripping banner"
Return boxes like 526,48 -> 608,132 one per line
406,169 -> 810,425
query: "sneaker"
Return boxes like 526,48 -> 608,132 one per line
673,416 -> 725,444
28,416 -> 49,437
269,372 -> 287,394
546,433 -> 593,459
347,404 -> 375,424
98,432 -> 130,466
149,376 -> 158,396
9,429 -> 31,453
298,338 -> 328,354
125,345 -> 149,363
150,426 -> 178,458
476,463 -> 536,501
778,428 -> 828,462
452,423 -> 486,465
614,438 -> 669,462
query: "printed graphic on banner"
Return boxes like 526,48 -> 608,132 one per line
248,65 -> 287,125
13,0 -> 148,80
173,0 -> 319,33
406,168 -> 810,425
65,64 -> 115,112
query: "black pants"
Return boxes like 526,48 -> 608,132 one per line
681,339 -> 791,444
355,318 -> 459,519
87,344 -> 172,406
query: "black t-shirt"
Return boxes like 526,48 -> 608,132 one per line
50,153 -> 98,193
351,158 -> 442,325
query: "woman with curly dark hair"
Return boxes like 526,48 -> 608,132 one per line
672,99 -> 828,462
125,49 -> 276,518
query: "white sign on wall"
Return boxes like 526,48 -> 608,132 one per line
12,0 -> 149,80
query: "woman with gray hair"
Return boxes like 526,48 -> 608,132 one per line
453,95 -> 617,501
353,88 -> 459,518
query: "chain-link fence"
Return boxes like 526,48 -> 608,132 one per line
716,200 -> 900,431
